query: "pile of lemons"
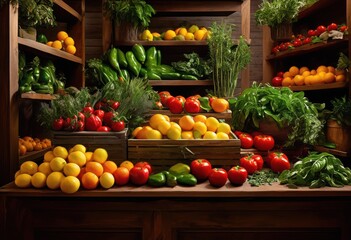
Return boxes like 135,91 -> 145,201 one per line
14,145 -> 115,194
46,31 -> 76,55
140,25 -> 209,41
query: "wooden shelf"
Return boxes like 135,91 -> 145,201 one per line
298,0 -> 338,20
18,37 -> 83,64
266,39 -> 348,61
21,93 -> 55,101
53,0 -> 82,22
149,0 -> 242,16
288,81 -> 348,91
149,80 -> 213,86
19,148 -> 52,165
314,145 -> 349,157
115,40 -> 208,47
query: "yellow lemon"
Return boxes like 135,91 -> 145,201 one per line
38,162 -> 52,176
216,132 -> 230,140
216,122 -> 231,135
60,176 -> 80,194
68,150 -> 87,167
31,172 -> 47,188
194,29 -> 206,41
203,131 -> 218,139
193,121 -> 207,135
63,162 -> 81,177
92,148 -> 108,164
166,127 -> 182,140
15,173 -> 32,188
46,171 -> 65,190
53,146 -> 68,159
99,172 -> 115,189
205,117 -> 219,132
20,161 -> 38,175
85,151 -> 93,162
184,32 -> 194,40
50,157 -> 67,172
44,150 -> 55,162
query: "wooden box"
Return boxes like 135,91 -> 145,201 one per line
52,130 -> 128,163
128,138 -> 241,172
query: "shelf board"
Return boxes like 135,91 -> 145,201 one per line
288,81 -> 348,91
314,145 -> 349,157
18,37 -> 83,64
298,0 -> 338,20
53,0 -> 82,22
149,80 -> 213,86
149,0 -> 242,16
266,39 -> 348,60
115,40 -> 208,47
19,148 -> 52,165
21,93 -> 55,101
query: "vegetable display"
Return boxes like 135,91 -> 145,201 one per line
279,152 -> 351,188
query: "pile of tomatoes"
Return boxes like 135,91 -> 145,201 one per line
271,23 -> 348,54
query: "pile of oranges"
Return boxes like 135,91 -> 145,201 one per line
281,65 -> 346,87
19,136 -> 52,156
132,114 -> 233,140
46,31 -> 76,55
14,145 -> 134,194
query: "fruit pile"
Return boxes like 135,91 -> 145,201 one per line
46,31 -> 76,55
271,65 -> 346,87
157,91 -> 230,114
132,113 -> 233,140
18,137 -> 52,156
140,25 -> 209,41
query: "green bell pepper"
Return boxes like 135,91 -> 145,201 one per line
145,46 -> 157,68
157,49 -> 162,65
20,72 -> 35,87
32,83 -> 54,94
126,51 -> 141,76
117,48 -> 128,68
132,43 -> 146,64
38,67 -> 53,85
139,68 -> 148,78
19,84 -> 32,93
169,163 -> 191,176
148,172 -> 166,187
162,171 -> 177,187
177,174 -> 197,186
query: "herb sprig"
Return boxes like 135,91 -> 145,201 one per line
248,169 -> 279,187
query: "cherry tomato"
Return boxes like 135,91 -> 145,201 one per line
253,134 -> 275,151
208,168 -> 228,188
339,25 -> 348,32
302,37 -> 312,45
316,25 -> 327,35
327,23 -> 338,31
276,71 -> 284,78
234,130 -> 243,137
239,155 -> 258,175
190,159 -> 212,182
268,152 -> 290,173
228,166 -> 248,185
307,29 -> 317,37
109,100 -> 120,110
82,105 -> 94,114
239,133 -> 254,149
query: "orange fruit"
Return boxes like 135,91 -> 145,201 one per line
85,161 -> 104,177
211,98 -> 229,113
57,31 -> 69,41
132,126 -> 143,138
64,36 -> 75,46
289,66 -> 299,77
205,117 -> 219,132
193,114 -> 207,123
304,75 -> 314,85
310,69 -> 317,75
19,144 -> 26,156
327,66 -> 335,74
194,29 -> 206,41
316,65 -> 328,73
178,27 -> 188,36
164,30 -> 176,40
77,167 -> 86,181
335,68 -> 345,76
103,160 -> 118,174
145,129 -> 163,139
33,142 -> 43,151
113,166 -> 130,186
52,40 -> 63,50
179,115 -> 195,131
282,77 -> 294,86
46,41 -> 53,47
299,66 -> 309,75
293,74 -> 305,86
120,160 -> 134,171
323,72 -> 336,83
81,172 -> 99,190
283,71 -> 292,78
149,114 -> 166,129
335,74 -> 346,82
136,126 -> 153,139
181,131 -> 194,139
302,70 -> 311,77
65,45 -> 76,55
184,32 -> 194,40
85,152 -> 93,162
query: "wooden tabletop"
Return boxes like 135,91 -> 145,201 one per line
1,181 -> 351,198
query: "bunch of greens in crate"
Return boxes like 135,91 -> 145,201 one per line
17,0 -> 56,28
207,22 -> 251,98
279,152 -> 351,188
327,96 -> 351,127
230,82 -> 325,147
171,53 -> 212,80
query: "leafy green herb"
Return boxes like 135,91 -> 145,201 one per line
337,52 -> 350,72
171,53 -> 212,79
18,0 -> 56,28
207,22 -> 251,98
248,169 -> 279,187
230,82 -> 325,147
279,152 -> 351,188
328,96 -> 351,127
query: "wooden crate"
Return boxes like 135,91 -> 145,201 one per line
52,130 -> 128,164
128,138 -> 241,172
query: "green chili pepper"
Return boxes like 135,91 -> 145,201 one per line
108,48 -> 122,75
169,163 -> 190,176
126,51 -> 141,76
139,68 -> 148,78
177,174 -> 197,186
147,70 -> 161,80
120,69 -> 130,81
156,49 -> 162,65
117,48 -> 128,68
181,74 -> 198,80
161,72 -> 181,80
148,172 -> 166,187
145,46 -> 157,68
102,64 -> 118,83
132,43 -> 146,64
162,171 -> 177,187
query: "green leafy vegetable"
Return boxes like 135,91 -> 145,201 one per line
248,169 -> 279,187
171,53 -> 212,79
279,152 -> 351,188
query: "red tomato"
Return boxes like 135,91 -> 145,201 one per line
52,118 -> 64,131
208,168 -> 228,188
167,96 -> 184,114
327,23 -> 338,31
228,166 -> 248,185
111,120 -> 125,132
234,130 -> 243,137
109,100 -> 120,110
175,95 -> 186,104
339,25 -> 348,32
276,71 -> 284,78
316,25 -> 327,35
239,133 -> 254,149
253,134 -> 275,151
184,98 -> 201,113
272,76 -> 283,86
239,155 -> 258,175
251,154 -> 264,170
190,159 -> 212,182
94,101 -> 106,110
268,152 -> 290,173
134,161 -> 152,174
97,126 -> 111,132
292,39 -> 302,47
82,105 -> 94,114
93,109 -> 105,121
113,167 -> 130,186
307,29 -> 317,37
302,37 -> 312,45
103,111 -> 114,127
85,114 -> 102,131
77,120 -> 85,131
78,112 -> 85,123
129,166 -> 150,186
159,91 -> 172,107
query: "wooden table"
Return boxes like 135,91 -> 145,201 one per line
1,182 -> 351,240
